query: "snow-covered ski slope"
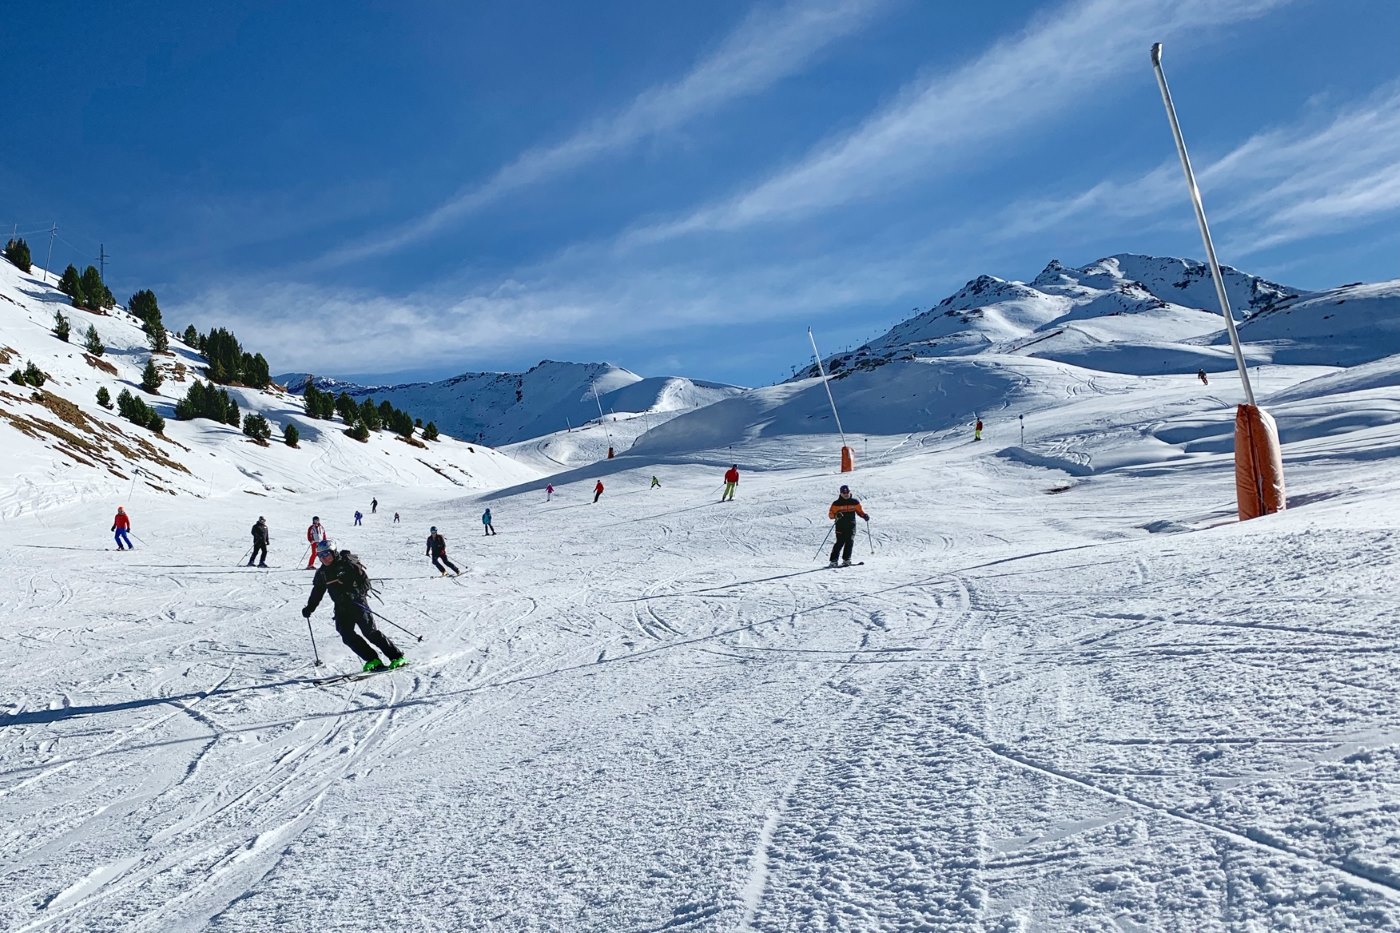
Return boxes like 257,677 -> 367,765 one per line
6,288 -> 1400,930
0,260 -> 540,522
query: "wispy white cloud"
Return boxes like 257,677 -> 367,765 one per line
622,0 -> 1294,246
316,0 -> 894,268
977,80 -> 1400,258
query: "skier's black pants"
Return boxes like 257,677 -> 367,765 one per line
249,542 -> 267,565
830,528 -> 855,563
334,602 -> 401,663
433,554 -> 460,574
593,491 -> 602,503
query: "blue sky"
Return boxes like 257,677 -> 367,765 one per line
3,0 -> 1398,387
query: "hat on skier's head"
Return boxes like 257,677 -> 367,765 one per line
839,485 -> 850,495
258,516 -> 265,522
312,516 -> 320,522
117,505 -> 125,512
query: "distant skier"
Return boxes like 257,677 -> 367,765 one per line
826,484 -> 869,568
593,480 -> 604,504
482,508 -> 496,536
974,419 -> 983,441
426,526 -> 461,576
306,516 -> 327,569
721,465 -> 739,501
111,506 -> 133,551
546,483 -> 555,502
393,512 -> 401,524
353,510 -> 363,526
302,540 -> 405,673
371,497 -> 378,514
650,476 -> 661,489
1197,369 -> 1209,386
249,516 -> 269,568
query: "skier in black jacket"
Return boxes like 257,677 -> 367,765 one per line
826,484 -> 869,567
426,526 -> 461,576
248,516 -> 269,567
302,540 -> 405,672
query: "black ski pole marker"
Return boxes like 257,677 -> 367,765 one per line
305,614 -> 322,666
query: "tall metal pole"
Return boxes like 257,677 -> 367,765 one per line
1151,42 -> 1256,408
44,223 -> 57,284
807,328 -> 848,448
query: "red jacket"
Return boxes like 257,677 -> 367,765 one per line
112,511 -> 130,530
594,482 -> 604,493
724,468 -> 739,484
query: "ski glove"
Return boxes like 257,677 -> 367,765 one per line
301,605 -> 313,618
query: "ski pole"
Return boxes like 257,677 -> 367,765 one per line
373,611 -> 424,643
814,523 -> 834,561
864,518 -> 875,553
305,615 -> 322,666
237,546 -> 252,566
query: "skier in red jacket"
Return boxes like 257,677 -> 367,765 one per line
111,506 -> 133,550
593,480 -> 604,504
721,465 -> 739,502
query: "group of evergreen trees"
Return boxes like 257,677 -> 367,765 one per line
116,389 -> 164,434
173,380 -> 241,426
300,379 -> 437,443
182,326 -> 270,388
56,264 -> 115,313
3,238 -> 32,272
9,360 -> 49,388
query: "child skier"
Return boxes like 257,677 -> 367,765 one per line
302,540 -> 406,673
826,485 -> 869,567
426,526 -> 461,576
353,510 -> 363,526
482,508 -> 496,536
111,506 -> 133,550
974,419 -> 983,441
650,476 -> 661,489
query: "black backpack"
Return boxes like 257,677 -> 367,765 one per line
338,550 -> 376,600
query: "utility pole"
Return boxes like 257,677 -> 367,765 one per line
44,223 -> 57,283
98,244 -> 108,283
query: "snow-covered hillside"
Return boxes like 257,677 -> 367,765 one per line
7,243 -> 1400,930
804,253 -> 1398,381
279,361 -> 745,448
0,260 -> 540,520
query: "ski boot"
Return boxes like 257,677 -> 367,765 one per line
362,658 -> 385,673
388,657 -> 408,670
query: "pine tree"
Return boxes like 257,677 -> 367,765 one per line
83,324 -> 104,355
242,412 -> 272,442
78,266 -> 113,311
22,361 -> 48,387
140,358 -> 164,394
346,420 -> 370,442
224,393 -> 241,427
58,265 -> 81,299
359,397 -> 382,431
128,290 -> 160,330
53,310 -> 71,342
422,421 -> 439,441
335,392 -> 358,424
4,237 -> 32,272
96,386 -> 112,408
284,422 -> 300,447
148,323 -> 169,353
183,324 -> 198,345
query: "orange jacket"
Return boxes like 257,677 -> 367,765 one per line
828,497 -> 868,531
724,468 -> 739,484
112,511 -> 130,530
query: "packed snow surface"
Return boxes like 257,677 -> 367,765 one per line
6,344 -> 1400,930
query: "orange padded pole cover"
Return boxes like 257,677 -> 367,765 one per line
1234,404 -> 1285,520
840,446 -> 854,473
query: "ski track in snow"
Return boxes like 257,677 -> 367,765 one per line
4,400 -> 1400,929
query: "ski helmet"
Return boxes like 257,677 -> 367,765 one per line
839,485 -> 850,495
430,526 -> 437,533
315,539 -> 335,558
312,515 -> 320,522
